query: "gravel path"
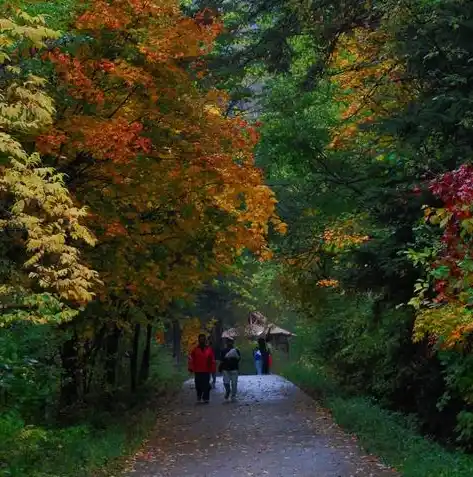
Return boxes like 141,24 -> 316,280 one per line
127,375 -> 399,477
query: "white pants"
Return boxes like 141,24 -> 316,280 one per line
222,370 -> 238,398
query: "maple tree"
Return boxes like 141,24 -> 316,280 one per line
11,0 -> 287,400
35,0 -> 283,320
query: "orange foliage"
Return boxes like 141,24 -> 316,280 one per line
38,0 -> 284,312
316,279 -> 339,288
181,317 -> 216,354
323,222 -> 369,251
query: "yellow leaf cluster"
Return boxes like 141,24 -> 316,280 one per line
413,303 -> 473,350
0,8 -> 59,62
0,154 -> 101,304
328,19 -> 417,153
322,217 -> 369,251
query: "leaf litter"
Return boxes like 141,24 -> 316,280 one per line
126,375 -> 400,477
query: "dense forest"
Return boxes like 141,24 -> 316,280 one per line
3,0 -> 473,475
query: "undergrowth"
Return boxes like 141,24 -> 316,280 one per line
0,348 -> 185,477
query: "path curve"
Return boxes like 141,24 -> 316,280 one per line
127,375 -> 398,477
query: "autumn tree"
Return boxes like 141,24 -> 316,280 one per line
32,0 -> 284,395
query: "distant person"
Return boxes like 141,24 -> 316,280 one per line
219,337 -> 241,402
255,337 -> 271,375
188,334 -> 216,404
266,339 -> 273,373
253,344 -> 263,375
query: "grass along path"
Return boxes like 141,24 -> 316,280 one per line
283,362 -> 473,477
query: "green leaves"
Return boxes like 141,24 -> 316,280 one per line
0,289 -> 79,327
431,265 -> 450,280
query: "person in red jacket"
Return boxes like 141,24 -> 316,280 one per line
188,334 -> 216,404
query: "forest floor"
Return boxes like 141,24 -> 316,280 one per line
125,375 -> 399,477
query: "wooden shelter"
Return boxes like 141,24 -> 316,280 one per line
221,311 -> 294,352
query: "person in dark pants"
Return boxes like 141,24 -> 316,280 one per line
256,337 -> 271,375
188,334 -> 216,403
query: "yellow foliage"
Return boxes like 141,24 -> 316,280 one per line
322,217 -> 370,251
0,154 -> 101,304
413,304 -> 473,349
0,7 -> 100,312
328,20 -> 417,154
180,317 -> 217,354
181,317 -> 204,354
316,279 -> 339,288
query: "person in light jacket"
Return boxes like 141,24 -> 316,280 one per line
219,337 -> 241,402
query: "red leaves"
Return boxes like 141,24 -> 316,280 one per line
427,164 -> 473,309
69,118 -> 150,163
104,221 -> 128,237
99,60 -> 115,73
430,164 -> 473,207
36,129 -> 67,155
46,50 -> 105,104
76,0 -> 131,30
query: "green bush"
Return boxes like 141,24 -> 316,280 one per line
290,291 -> 455,439
0,323 -> 63,422
0,408 -> 156,477
0,338 -> 185,477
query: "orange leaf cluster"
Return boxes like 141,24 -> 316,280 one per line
323,226 -> 369,251
316,279 -> 339,288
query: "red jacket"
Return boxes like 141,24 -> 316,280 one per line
188,345 -> 216,373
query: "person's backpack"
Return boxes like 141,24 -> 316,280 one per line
225,348 -> 239,359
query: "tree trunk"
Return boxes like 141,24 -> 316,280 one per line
214,319 -> 222,349
172,319 -> 181,365
139,324 -> 153,384
105,326 -> 121,387
60,333 -> 80,407
85,326 -> 106,394
130,323 -> 141,392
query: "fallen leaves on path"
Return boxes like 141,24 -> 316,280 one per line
126,376 -> 399,477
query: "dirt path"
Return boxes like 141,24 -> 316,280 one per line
127,375 -> 398,477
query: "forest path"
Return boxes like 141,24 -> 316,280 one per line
126,375 -> 398,477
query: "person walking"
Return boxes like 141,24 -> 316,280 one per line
253,344 -> 263,375
188,334 -> 216,404
219,337 -> 241,402
255,337 -> 271,375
